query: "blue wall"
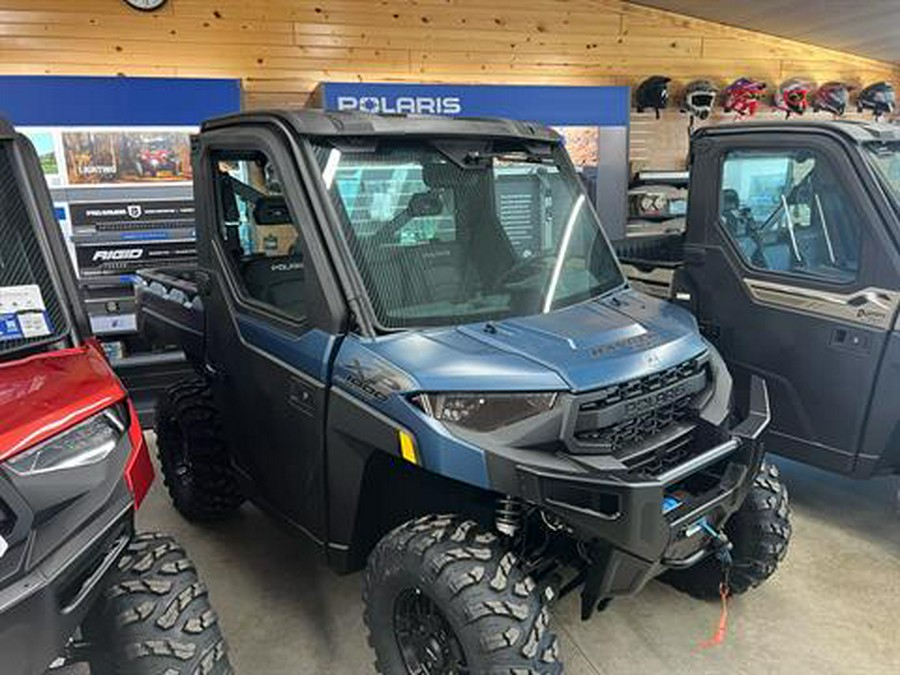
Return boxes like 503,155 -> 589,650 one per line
0,76 -> 241,126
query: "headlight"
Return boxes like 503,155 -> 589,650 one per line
412,392 -> 557,432
6,408 -> 126,476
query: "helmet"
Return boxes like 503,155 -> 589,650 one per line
858,82 -> 895,117
774,78 -> 812,116
681,79 -> 718,120
723,78 -> 767,117
636,76 -> 671,117
813,82 -> 851,116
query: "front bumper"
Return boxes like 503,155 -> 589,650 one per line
0,501 -> 133,675
513,376 -> 771,609
0,411 -> 146,675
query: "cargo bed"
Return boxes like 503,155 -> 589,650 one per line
135,267 -> 205,366
613,234 -> 684,299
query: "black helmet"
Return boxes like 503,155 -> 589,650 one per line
636,76 -> 670,118
813,82 -> 851,116
858,82 -> 895,117
681,79 -> 717,120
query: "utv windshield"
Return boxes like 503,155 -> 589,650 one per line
313,139 -> 622,329
864,141 -> 900,203
0,142 -> 67,356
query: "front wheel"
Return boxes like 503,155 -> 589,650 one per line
364,514 -> 562,675
84,532 -> 232,674
662,461 -> 792,599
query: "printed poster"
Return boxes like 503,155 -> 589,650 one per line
21,129 -> 64,187
62,130 -> 192,185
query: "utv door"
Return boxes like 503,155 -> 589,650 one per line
682,132 -> 900,473
194,125 -> 344,541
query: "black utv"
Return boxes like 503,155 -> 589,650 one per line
137,110 -> 791,673
617,120 -> 900,483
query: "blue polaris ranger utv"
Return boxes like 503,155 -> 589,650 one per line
136,110 -> 791,674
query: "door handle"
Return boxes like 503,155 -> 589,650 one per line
288,378 -> 316,416
830,327 -> 871,354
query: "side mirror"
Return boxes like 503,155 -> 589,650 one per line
407,192 -> 444,218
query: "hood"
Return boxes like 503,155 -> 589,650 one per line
369,289 -> 707,393
0,343 -> 125,463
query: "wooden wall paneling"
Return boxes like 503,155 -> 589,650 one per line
0,0 -> 896,167
630,108 -> 879,172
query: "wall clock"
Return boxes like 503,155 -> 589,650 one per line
124,0 -> 169,11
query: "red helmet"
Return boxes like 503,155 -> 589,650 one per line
774,78 -> 812,116
724,78 -> 767,117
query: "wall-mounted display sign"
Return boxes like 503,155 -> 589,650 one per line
70,197 -> 197,280
317,82 -> 631,237
19,127 -> 194,188
69,198 -> 195,233
0,76 -> 239,407
21,129 -> 65,187
319,82 -> 630,126
62,129 -> 192,185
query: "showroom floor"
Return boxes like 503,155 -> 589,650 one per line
131,435 -> 899,675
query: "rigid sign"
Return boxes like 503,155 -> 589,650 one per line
321,83 -> 630,127
76,240 -> 197,276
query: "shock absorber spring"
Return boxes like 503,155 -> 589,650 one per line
495,495 -> 524,537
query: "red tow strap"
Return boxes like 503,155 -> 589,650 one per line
697,582 -> 730,650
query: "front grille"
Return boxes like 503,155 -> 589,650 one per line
620,427 -> 696,476
575,396 -> 693,450
579,358 -> 704,412
571,355 -> 707,453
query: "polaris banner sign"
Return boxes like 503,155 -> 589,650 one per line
320,82 -> 630,127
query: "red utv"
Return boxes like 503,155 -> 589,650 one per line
0,119 -> 231,674
134,143 -> 180,178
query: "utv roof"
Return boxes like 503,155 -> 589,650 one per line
694,119 -> 900,144
203,109 -> 562,143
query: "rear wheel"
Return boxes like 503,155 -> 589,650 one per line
364,514 -> 562,675
155,379 -> 244,522
662,461 -> 792,599
84,532 -> 232,674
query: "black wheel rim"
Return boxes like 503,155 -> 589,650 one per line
393,587 -> 469,675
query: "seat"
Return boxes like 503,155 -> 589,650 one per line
721,188 -> 759,262
241,254 -> 306,317
253,196 -> 291,225
413,240 -> 469,304
759,241 -> 793,271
